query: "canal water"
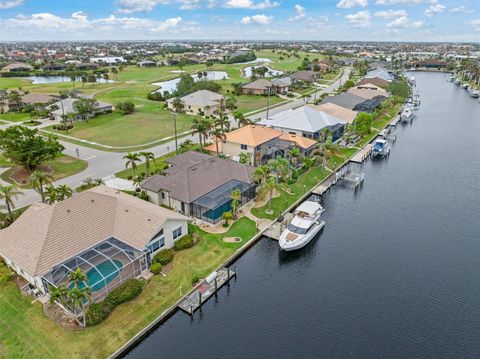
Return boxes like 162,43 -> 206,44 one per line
125,72 -> 480,358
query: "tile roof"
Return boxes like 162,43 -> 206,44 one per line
141,151 -> 255,203
308,103 -> 358,124
242,79 -> 273,90
178,90 -> 224,107
321,92 -> 366,110
222,125 -> 281,147
21,93 -> 58,104
0,186 -> 188,276
347,87 -> 389,100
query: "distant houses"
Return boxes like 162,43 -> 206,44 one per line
47,98 -> 113,122
2,62 -> 33,72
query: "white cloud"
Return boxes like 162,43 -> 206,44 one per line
306,16 -> 330,28
374,9 -> 407,18
240,14 -> 273,25
425,3 -> 445,16
337,0 -> 368,8
376,0 -> 436,4
289,4 -> 306,21
449,6 -> 473,14
411,20 -> 424,27
0,0 -> 23,9
386,15 -> 408,27
467,18 -> 480,31
225,0 -> 279,9
345,10 -> 371,27
150,16 -> 183,31
116,0 -> 169,13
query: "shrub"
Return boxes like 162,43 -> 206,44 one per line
152,248 -> 174,265
150,262 -> 163,275
174,235 -> 194,251
192,275 -> 200,286
105,279 -> 143,308
52,124 -> 74,131
86,302 -> 111,326
116,101 -> 135,114
0,259 -> 12,283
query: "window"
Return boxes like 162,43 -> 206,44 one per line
161,192 -> 165,199
241,144 -> 248,150
147,229 -> 164,253
173,227 -> 182,240
181,202 -> 185,213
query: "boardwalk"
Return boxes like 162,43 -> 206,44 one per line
350,144 -> 372,163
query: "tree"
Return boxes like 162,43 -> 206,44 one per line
239,152 -> 252,165
123,152 -> 141,178
179,139 -> 195,153
191,119 -> 211,151
139,151 -> 155,176
0,185 -> 23,217
49,284 -> 69,307
231,189 -> 241,219
116,101 -> 135,114
56,184 -> 73,201
6,90 -> 22,112
73,98 -> 98,122
222,211 -> 233,227
29,170 -> 53,203
0,127 -> 64,171
386,80 -> 410,99
252,165 -> 270,185
171,97 -> 184,113
70,76 -> 76,90
233,111 -> 251,128
286,146 -> 301,168
210,127 -> 225,156
214,112 -> 230,133
353,113 -> 373,136
259,177 -> 280,214
44,185 -> 58,205
226,94 -> 237,111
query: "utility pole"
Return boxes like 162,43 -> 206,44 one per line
313,75 -> 318,103
266,86 -> 271,119
172,112 -> 178,155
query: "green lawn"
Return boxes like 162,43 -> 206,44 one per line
44,105 -> 196,147
116,150 -> 176,179
0,218 -> 257,359
0,155 -> 87,188
0,112 -> 35,122
236,94 -> 286,114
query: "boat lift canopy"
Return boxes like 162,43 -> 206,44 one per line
295,201 -> 322,216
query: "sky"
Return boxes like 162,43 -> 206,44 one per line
0,0 -> 479,42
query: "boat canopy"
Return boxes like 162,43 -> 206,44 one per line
296,201 -> 322,216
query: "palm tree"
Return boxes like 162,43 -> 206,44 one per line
69,268 -> 88,289
133,175 -> 144,188
123,152 -> 141,178
231,189 -> 241,219
139,152 -> 155,176
179,139 -> 194,153
93,178 -> 105,186
215,112 -> 230,133
70,76 -> 76,90
222,211 -> 233,227
259,177 -> 279,214
252,165 -> 270,185
49,284 -> 69,306
29,170 -> 53,203
68,285 -> 91,327
191,119 -> 211,151
56,185 -> 73,201
210,127 -> 225,156
0,185 -> 23,217
233,111 -> 251,128
44,185 -> 58,205
286,146 -> 301,168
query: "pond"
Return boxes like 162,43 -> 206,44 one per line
152,71 -> 229,94
234,57 -> 272,64
25,76 -> 115,84
242,65 -> 284,78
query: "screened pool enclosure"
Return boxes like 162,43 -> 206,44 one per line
42,238 -> 148,305
191,180 -> 256,224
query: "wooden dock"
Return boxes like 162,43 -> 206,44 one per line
177,267 -> 236,315
263,213 -> 294,241
350,144 -> 372,163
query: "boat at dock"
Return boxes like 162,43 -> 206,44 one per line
372,138 -> 391,157
401,107 -> 413,121
447,75 -> 454,82
279,201 -> 325,252
468,89 -> 479,98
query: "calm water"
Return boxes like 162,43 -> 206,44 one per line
242,65 -> 284,78
125,72 -> 480,359
25,76 -> 115,84
152,71 -> 228,94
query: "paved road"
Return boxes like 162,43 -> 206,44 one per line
4,68 -> 351,211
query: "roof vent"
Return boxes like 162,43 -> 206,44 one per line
67,209 -> 71,213
91,199 -> 94,203
125,209 -> 129,212
147,218 -> 151,221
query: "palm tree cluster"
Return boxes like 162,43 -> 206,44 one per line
49,268 -> 92,327
0,184 -> 23,226
123,151 -> 155,179
44,184 -> 73,205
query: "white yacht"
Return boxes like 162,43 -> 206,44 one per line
279,201 -> 325,252
468,88 -> 479,98
372,138 -> 391,157
401,107 -> 413,121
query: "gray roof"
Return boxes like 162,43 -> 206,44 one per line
260,105 -> 347,134
242,79 -> 273,90
141,151 -> 255,203
47,98 -> 113,116
365,69 -> 394,82
321,92 -> 367,110
272,77 -> 292,87
289,70 -> 316,82
177,90 -> 224,107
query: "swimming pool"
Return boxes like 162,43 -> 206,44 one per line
81,259 -> 123,292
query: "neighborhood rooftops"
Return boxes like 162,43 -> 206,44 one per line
242,79 -> 273,90
321,92 -> 368,110
0,186 -> 189,277
260,105 -> 347,133
173,90 -> 224,108
308,102 -> 358,124
47,97 -> 113,116
141,151 -> 255,203
347,86 -> 389,100
21,93 -> 58,105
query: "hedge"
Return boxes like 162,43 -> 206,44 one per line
149,262 -> 163,275
174,235 -> 194,251
86,279 -> 143,326
152,248 -> 174,265
0,259 -> 12,283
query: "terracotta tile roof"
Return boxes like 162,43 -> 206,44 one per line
347,87 -> 389,100
0,186 -> 188,276
223,125 -> 281,147
242,79 -> 273,90
21,93 -> 58,104
308,103 -> 358,124
278,133 -> 317,149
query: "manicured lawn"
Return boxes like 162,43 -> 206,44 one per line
0,155 -> 87,188
0,112 -> 35,122
45,105 -> 196,147
0,218 -> 257,359
235,94 -> 285,114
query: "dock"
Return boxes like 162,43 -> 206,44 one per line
177,267 -> 236,315
350,144 -> 372,163
340,171 -> 364,187
263,213 -> 294,241
389,115 -> 400,126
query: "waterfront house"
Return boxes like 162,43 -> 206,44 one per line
47,98 -> 113,122
167,90 -> 225,116
2,62 -> 33,72
0,186 -> 189,304
357,76 -> 390,88
308,102 -> 358,124
321,92 -> 367,110
353,95 -> 387,113
141,151 -> 256,224
347,86 -> 389,100
260,105 -> 347,141
365,69 -> 394,82
21,93 -> 58,110
204,125 -> 317,166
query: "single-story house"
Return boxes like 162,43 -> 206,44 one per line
47,98 -> 113,122
321,92 -> 367,110
271,77 -> 292,94
357,76 -> 390,88
308,102 -> 358,124
260,105 -> 347,141
353,95 -> 387,113
347,86 -> 389,100
43,63 -> 67,71
167,90 -> 225,116
141,151 -> 256,224
90,56 -> 126,65
21,93 -> 58,109
413,60 -> 447,69
289,70 -> 316,83
204,124 -> 317,166
0,186 -> 189,306
365,69 -> 394,82
138,60 -> 157,67
75,62 -> 99,70
241,79 -> 275,95
2,62 -> 33,72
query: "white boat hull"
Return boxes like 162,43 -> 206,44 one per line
279,220 -> 325,251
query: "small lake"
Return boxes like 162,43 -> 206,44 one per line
152,71 -> 229,94
25,76 -> 115,84
234,57 -> 271,65
242,65 -> 284,78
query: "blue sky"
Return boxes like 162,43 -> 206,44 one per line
0,0 -> 478,41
